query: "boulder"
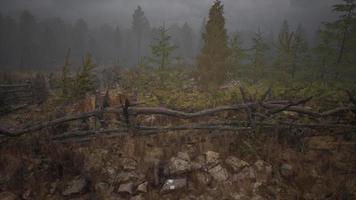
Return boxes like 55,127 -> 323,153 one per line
208,164 -> 229,182
205,151 -> 220,165
161,178 -> 187,193
177,152 -> 190,161
118,182 -> 134,195
62,176 -> 87,196
195,172 -> 212,186
130,194 -> 145,200
137,181 -> 148,193
232,167 -> 256,182
120,158 -> 138,171
168,157 -> 191,174
0,192 -> 17,200
280,163 -> 293,178
225,156 -> 249,172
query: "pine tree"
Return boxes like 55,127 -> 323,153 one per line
150,24 -> 176,70
197,0 -> 230,90
275,20 -> 295,78
249,30 -> 269,83
74,53 -> 96,97
132,6 -> 150,63
228,32 -> 246,79
291,24 -> 309,77
61,49 -> 71,98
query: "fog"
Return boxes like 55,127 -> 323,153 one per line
1,0 -> 336,32
0,0 -> 341,68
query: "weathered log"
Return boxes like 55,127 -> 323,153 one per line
266,96 -> 313,115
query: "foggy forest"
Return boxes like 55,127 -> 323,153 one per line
0,0 -> 355,199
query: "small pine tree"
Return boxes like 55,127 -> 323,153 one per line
275,20 -> 295,78
61,49 -> 71,98
74,53 -> 96,97
198,0 -> 230,90
150,24 -> 177,70
249,30 -> 269,83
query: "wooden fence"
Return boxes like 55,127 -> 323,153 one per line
0,87 -> 355,143
0,74 -> 49,115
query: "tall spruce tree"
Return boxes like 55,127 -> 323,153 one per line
198,0 -> 230,90
132,6 -> 150,64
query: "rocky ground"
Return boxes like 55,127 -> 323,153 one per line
0,129 -> 355,200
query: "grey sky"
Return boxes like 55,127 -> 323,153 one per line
0,0 -> 338,33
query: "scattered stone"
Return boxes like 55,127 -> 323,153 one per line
21,190 -> 31,200
62,176 -> 87,196
254,160 -> 272,182
0,192 -> 17,200
251,194 -> 264,200
168,157 -> 191,174
137,181 -> 148,193
177,152 -> 190,161
95,182 -> 113,195
121,158 -> 138,170
130,194 -> 145,200
205,151 -> 220,165
280,163 -> 293,178
208,164 -> 229,182
233,167 -> 256,182
225,156 -> 249,172
50,180 -> 59,194
231,193 -> 249,200
161,178 -> 187,193
195,172 -> 212,186
118,182 -> 134,195
116,172 -> 144,183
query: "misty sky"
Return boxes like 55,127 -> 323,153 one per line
0,0 -> 338,34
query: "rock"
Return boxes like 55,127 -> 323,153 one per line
177,152 -> 190,161
251,195 -> 264,200
205,151 -> 220,165
95,182 -> 113,195
130,194 -> 145,200
208,164 -> 229,182
62,176 -> 87,196
50,180 -> 59,194
231,193 -> 249,200
254,160 -> 272,182
21,190 -> 31,200
0,192 -> 17,200
195,172 -> 212,186
161,178 -> 187,193
118,182 -> 134,195
137,181 -> 148,193
120,158 -> 138,170
280,163 -> 293,178
168,157 -> 191,174
225,156 -> 249,172
116,172 -> 144,183
233,167 -> 256,182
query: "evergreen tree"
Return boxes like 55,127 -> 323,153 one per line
150,25 -> 177,70
132,6 -> 150,63
291,24 -> 309,77
249,29 -> 268,83
197,0 -> 230,90
181,22 -> 194,58
74,53 -> 96,97
61,49 -> 71,98
275,20 -> 295,78
228,32 -> 246,79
